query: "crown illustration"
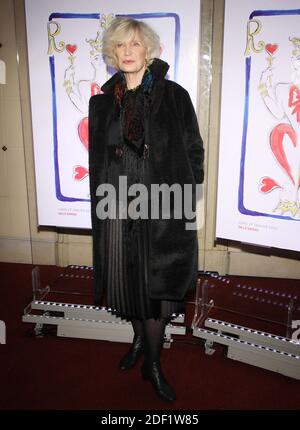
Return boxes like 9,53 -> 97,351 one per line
86,14 -> 115,56
289,37 -> 300,56
86,31 -> 102,56
100,13 -> 115,31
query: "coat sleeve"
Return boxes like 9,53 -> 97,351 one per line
88,94 -> 104,305
88,95 -> 99,224
180,88 -> 205,185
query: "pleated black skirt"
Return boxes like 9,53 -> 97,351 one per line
103,144 -> 184,321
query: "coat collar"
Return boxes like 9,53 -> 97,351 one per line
101,58 -> 169,94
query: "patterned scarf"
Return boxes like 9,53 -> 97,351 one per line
114,69 -> 154,144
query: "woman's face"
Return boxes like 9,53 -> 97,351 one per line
114,30 -> 147,74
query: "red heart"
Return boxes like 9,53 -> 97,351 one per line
259,177 -> 280,193
78,117 -> 89,150
66,44 -> 77,55
73,165 -> 89,181
91,82 -> 102,96
265,43 -> 278,55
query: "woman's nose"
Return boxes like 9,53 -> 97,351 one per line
124,44 -> 132,55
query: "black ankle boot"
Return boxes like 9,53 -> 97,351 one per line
119,336 -> 143,370
141,361 -> 176,402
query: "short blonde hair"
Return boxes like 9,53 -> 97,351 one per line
102,17 -> 161,69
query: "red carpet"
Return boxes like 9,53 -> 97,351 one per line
0,262 -> 300,412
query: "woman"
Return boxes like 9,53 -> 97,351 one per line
88,17 -> 204,402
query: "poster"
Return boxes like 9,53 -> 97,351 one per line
25,0 -> 201,228
216,0 -> 300,252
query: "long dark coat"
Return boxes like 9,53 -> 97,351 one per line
88,58 -> 204,305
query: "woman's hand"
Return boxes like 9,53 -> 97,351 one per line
260,66 -> 273,87
63,64 -> 75,94
259,67 -> 273,98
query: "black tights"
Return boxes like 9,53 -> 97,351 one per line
132,318 -> 167,363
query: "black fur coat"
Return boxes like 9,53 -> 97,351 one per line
88,58 -> 204,304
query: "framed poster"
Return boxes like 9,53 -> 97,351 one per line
25,0 -> 201,228
216,0 -> 300,252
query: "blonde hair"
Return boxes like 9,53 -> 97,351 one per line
102,17 -> 161,69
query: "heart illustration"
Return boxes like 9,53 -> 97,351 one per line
78,117 -> 89,151
66,44 -> 77,55
270,123 -> 297,185
259,177 -> 280,193
91,82 -> 102,96
73,165 -> 89,181
265,43 -> 278,55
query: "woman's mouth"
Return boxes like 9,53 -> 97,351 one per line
123,60 -> 134,64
